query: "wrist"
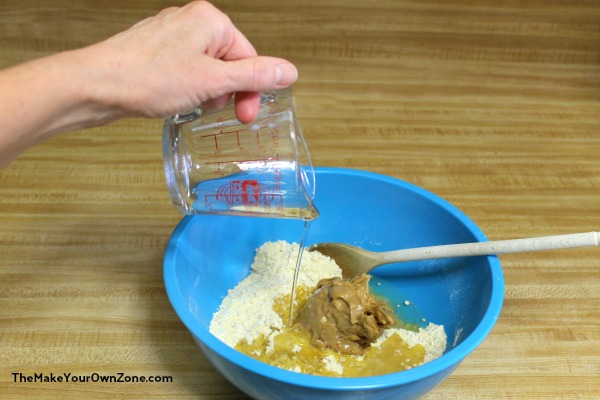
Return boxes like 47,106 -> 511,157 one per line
0,50 -> 122,167
48,47 -> 125,128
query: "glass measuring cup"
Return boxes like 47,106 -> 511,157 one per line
162,87 -> 319,220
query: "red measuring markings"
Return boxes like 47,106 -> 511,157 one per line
200,127 -> 268,153
206,180 -> 283,206
199,129 -> 243,153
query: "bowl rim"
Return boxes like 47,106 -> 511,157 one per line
163,167 -> 504,390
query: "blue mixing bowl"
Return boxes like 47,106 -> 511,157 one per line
163,167 -> 504,400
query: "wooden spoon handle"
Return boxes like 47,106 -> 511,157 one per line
379,231 -> 599,264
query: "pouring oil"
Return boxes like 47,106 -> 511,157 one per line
288,218 -> 315,326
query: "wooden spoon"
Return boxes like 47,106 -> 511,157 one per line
308,231 -> 599,279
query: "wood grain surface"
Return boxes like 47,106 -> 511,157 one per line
1,0 -> 599,399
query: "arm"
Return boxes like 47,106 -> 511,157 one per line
0,1 -> 298,167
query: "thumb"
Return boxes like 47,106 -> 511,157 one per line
219,56 -> 298,93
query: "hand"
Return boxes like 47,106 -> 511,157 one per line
0,1 -> 298,167
87,1 -> 298,123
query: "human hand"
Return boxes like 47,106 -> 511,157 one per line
86,1 -> 298,123
0,1 -> 296,167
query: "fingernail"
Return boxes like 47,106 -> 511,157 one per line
276,63 -> 298,86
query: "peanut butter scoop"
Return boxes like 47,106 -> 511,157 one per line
293,273 -> 396,355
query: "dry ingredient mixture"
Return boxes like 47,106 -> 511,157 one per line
209,241 -> 447,377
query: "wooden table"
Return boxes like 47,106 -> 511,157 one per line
1,1 -> 599,398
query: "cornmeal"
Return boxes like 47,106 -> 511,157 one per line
209,241 -> 447,377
